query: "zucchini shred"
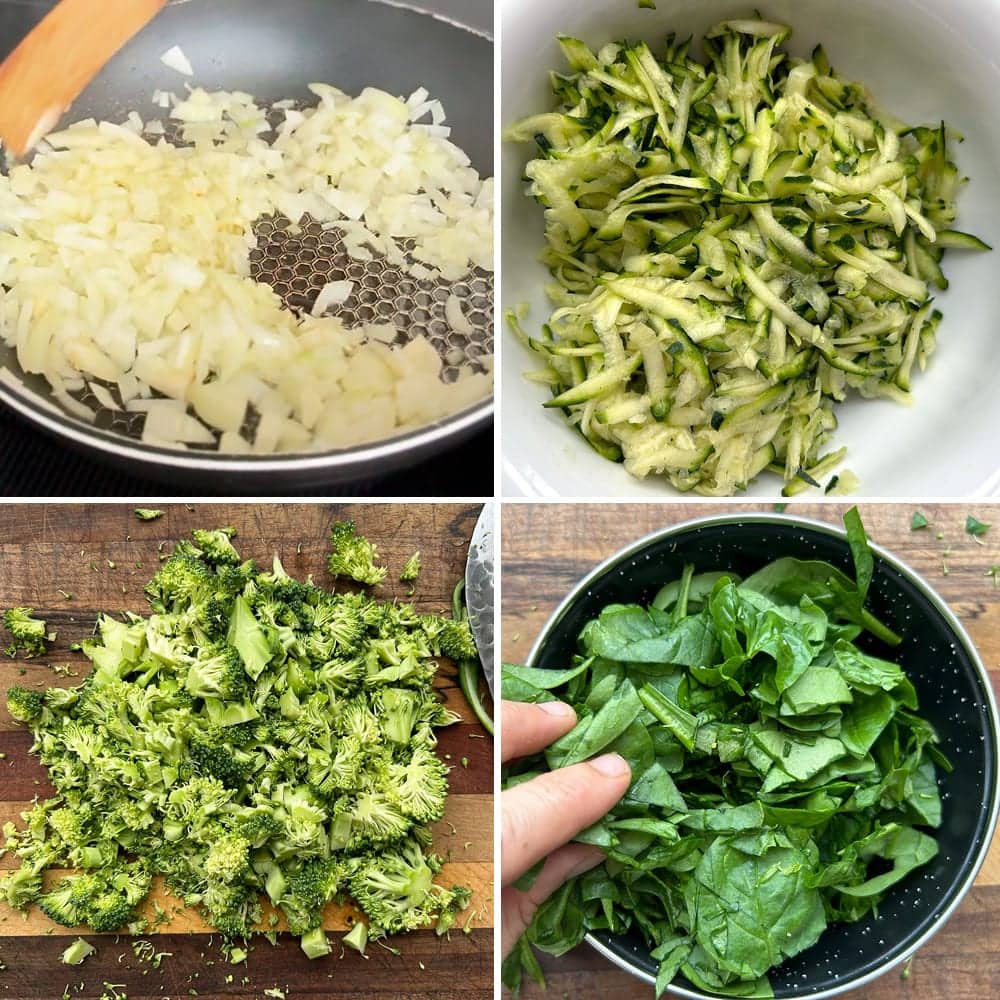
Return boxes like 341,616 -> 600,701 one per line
506,18 -> 989,496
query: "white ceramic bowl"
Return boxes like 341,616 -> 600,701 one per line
501,0 -> 1000,498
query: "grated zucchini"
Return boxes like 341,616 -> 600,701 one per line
507,18 -> 989,496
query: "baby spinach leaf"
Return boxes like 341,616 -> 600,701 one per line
685,836 -> 827,980
781,666 -> 853,715
835,826 -> 938,898
547,679 -> 642,768
582,605 -> 719,666
501,660 -> 592,698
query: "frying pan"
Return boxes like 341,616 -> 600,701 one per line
0,0 -> 494,490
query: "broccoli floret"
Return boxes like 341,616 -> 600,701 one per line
349,839 -> 445,935
38,875 -> 90,927
3,608 -> 55,658
204,832 -> 251,885
134,509 -> 164,522
40,867 -> 149,933
236,812 -> 283,848
185,645 -> 250,701
278,858 -> 341,936
400,552 -> 421,583
436,618 -> 478,661
88,892 -> 134,933
191,528 -> 242,567
201,881 -> 260,939
6,686 -> 44,724
327,521 -> 387,586
0,865 -> 44,911
309,599 -> 365,656
347,790 -> 411,848
189,737 -> 251,790
386,744 -> 449,824
145,555 -> 215,613
435,885 -> 473,935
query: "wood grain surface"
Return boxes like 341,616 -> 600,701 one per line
501,502 -> 1000,1000
0,503 -> 494,1000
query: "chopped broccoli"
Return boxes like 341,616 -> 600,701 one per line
61,937 -> 96,965
192,527 -> 241,566
400,552 -> 421,583
6,686 -> 44,723
436,885 -> 473,935
299,927 -> 332,959
436,618 -> 478,662
349,839 -> 462,936
134,509 -> 164,522
3,608 -> 55,658
328,521 -> 387,586
0,524 -> 467,959
342,920 -> 368,954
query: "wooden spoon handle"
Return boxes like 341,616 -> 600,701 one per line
0,0 -> 167,158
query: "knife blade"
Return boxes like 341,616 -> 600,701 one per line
465,501 -> 494,698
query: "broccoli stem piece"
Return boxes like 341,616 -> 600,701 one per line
342,920 -> 368,954
61,938 -> 96,966
134,509 -> 164,522
299,926 -> 332,959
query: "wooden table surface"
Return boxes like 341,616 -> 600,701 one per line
0,503 -> 494,1000
501,502 -> 1000,1000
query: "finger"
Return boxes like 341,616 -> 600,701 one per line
501,843 -> 605,957
501,699 -> 577,763
501,753 -> 631,884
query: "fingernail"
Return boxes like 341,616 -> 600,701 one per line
537,700 -> 576,719
588,753 -> 630,778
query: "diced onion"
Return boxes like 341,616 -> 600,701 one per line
0,82 -> 494,453
445,294 -> 473,335
312,281 -> 354,317
159,45 -> 194,77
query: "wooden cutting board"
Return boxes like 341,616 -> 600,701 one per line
502,502 -> 1000,1000
0,503 -> 494,1000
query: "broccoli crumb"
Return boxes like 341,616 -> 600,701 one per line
134,509 -> 165,522
327,520 -> 387,586
3,608 -> 56,658
400,552 -> 421,583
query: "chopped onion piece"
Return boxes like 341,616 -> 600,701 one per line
160,45 -> 194,77
311,281 -> 354,317
445,294 -> 473,335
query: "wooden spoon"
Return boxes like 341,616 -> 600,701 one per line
0,0 -> 167,159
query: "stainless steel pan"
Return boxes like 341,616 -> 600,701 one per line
0,0 -> 494,490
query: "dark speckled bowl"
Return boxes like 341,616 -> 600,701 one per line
526,514 -> 1000,1000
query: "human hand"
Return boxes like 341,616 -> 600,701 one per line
501,699 -> 632,958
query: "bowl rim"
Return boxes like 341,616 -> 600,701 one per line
524,511 -> 1000,1000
